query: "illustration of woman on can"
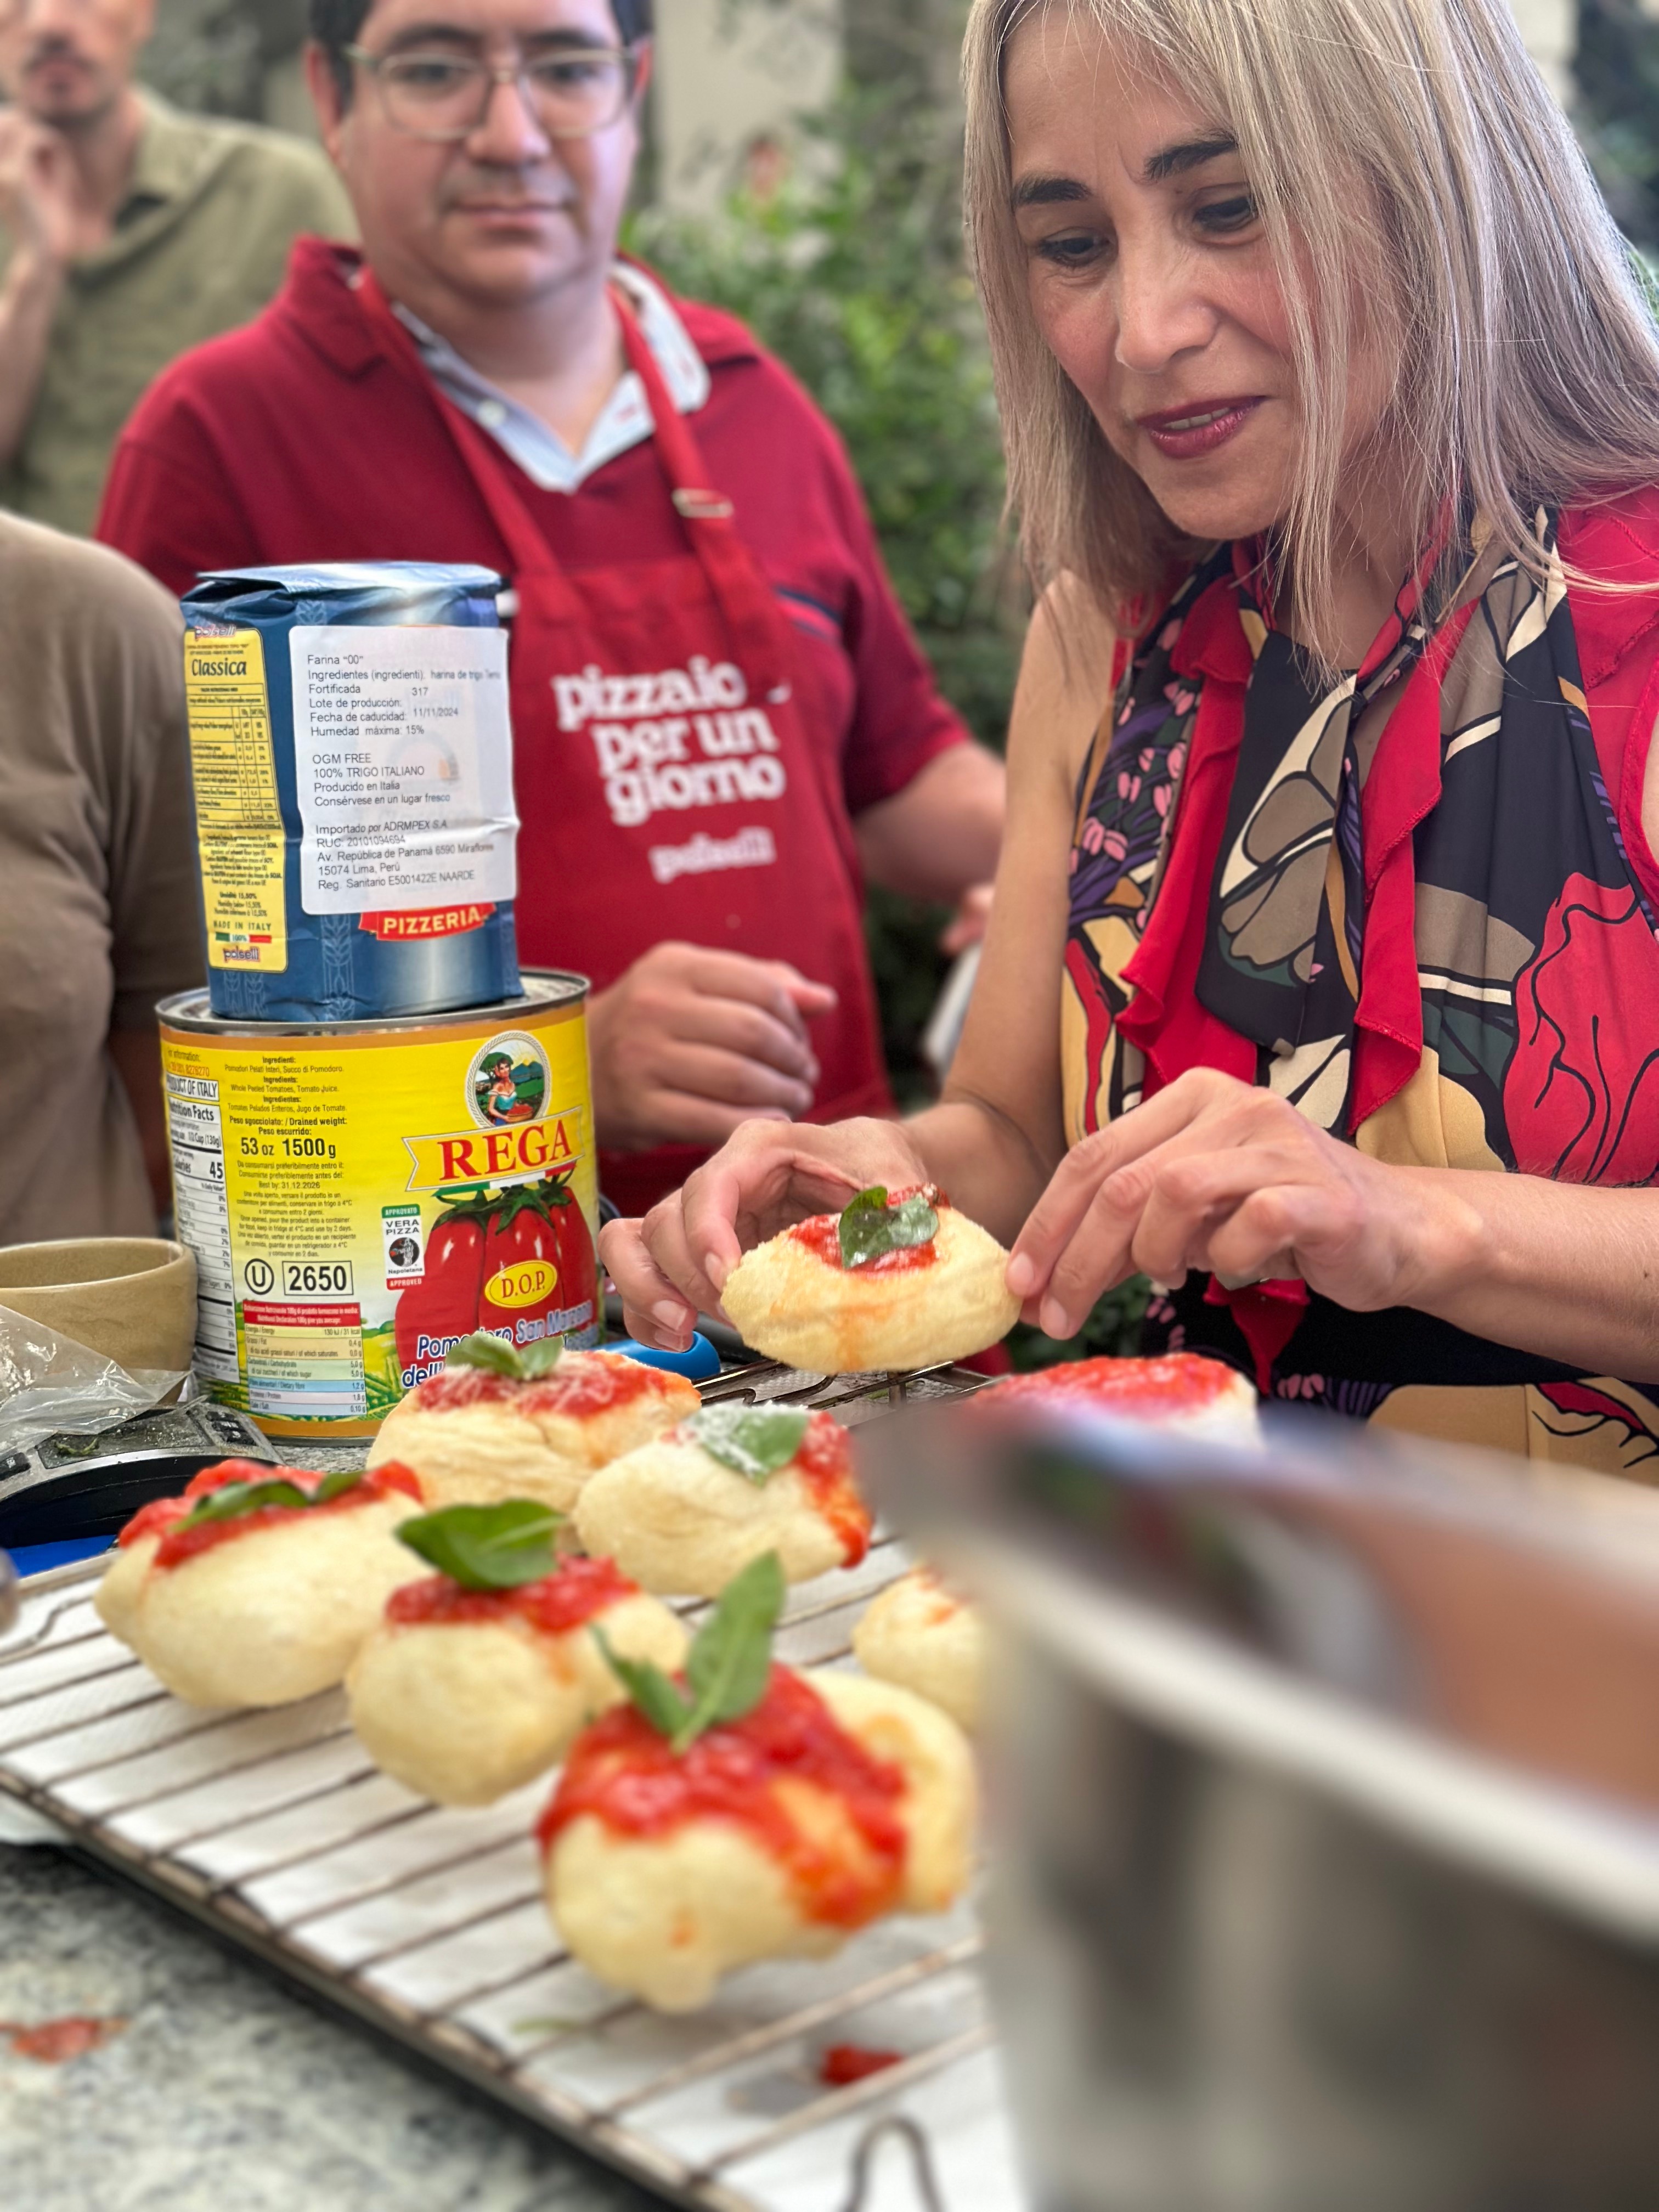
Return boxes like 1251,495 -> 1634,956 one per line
478,1055 -> 523,1125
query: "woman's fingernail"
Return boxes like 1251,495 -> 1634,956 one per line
1006,1254 -> 1035,1296
1040,1299 -> 1071,1339
704,1254 -> 729,1292
652,1300 -> 690,1334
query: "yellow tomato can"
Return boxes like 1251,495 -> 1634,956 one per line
157,972 -> 598,1441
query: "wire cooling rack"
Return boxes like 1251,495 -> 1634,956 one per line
0,1362 -> 1024,2212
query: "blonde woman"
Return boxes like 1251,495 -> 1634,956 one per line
602,0 -> 1659,1470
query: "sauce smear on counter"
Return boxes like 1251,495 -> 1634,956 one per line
388,1555 -> 634,1634
1,2015 -> 127,2064
119,1458 -> 423,1571
416,1352 -> 669,1421
792,1414 -> 871,1566
539,1667 -> 909,1928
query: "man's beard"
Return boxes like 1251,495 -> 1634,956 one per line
22,43 -> 118,129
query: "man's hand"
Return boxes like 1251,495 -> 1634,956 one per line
599,1116 -> 931,1348
586,941 -> 838,1154
0,111 -> 80,270
1003,1068 -> 1484,1339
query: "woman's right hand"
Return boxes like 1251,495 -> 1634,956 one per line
599,1116 -> 932,1350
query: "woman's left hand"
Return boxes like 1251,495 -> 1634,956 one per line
1004,1068 -> 1482,1338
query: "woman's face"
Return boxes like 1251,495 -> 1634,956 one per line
1004,12 -> 1369,545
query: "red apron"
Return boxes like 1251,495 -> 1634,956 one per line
358,278 -> 891,1214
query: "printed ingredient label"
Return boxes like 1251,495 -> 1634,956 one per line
163,1073 -> 239,1384
183,627 -> 289,973
289,625 -> 517,916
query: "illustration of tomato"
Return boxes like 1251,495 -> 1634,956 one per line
393,1211 -> 487,1378
478,1175 -> 596,1345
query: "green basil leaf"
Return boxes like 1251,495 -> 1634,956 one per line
314,1466 -> 367,1504
885,1193 -> 940,1249
517,1335 -> 565,1380
445,1331 -> 523,1379
677,1551 -> 786,1751
591,1626 -> 691,1739
682,1404 -> 809,1485
394,1500 -> 561,1589
178,1477 -> 312,1528
837,1184 -> 939,1269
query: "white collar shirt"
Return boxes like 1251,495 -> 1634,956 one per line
391,261 -> 712,495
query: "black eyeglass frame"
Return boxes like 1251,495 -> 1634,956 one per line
343,40 -> 642,143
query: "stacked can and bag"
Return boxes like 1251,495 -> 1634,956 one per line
163,563 -> 601,1439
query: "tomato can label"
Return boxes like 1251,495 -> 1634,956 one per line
158,973 -> 597,1440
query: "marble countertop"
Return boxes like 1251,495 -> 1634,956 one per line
0,1841 -> 657,2212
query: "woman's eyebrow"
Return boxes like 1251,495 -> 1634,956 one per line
1010,173 -> 1092,210
1142,133 -> 1239,182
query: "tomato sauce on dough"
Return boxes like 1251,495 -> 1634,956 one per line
793,1414 -> 871,1566
416,1352 -> 665,1421
986,1353 -> 1245,1419
788,1184 -> 943,1279
539,1666 -> 909,1927
119,1457 -> 423,1571
387,1554 -> 634,1634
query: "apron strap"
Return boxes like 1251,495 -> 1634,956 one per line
353,267 -> 791,691
612,296 -> 788,689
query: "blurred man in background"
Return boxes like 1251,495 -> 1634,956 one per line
0,0 -> 352,533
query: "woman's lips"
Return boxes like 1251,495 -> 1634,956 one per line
1136,398 -> 1265,460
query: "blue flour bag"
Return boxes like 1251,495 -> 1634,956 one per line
180,563 -> 522,1022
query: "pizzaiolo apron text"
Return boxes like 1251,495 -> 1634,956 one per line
357,279 -> 891,1215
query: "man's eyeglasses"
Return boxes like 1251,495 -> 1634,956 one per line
345,42 -> 640,143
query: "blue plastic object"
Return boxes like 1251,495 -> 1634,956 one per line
608,1331 -> 721,1383
12,1536 -> 116,1578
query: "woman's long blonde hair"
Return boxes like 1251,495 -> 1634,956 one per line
964,0 -> 1659,654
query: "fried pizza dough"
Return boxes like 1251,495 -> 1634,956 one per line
346,1558 -> 686,1806
366,1351 -> 698,1513
540,1667 -> 975,2012
720,1189 -> 1018,1374
95,1461 -> 426,1708
853,1568 -> 984,1732
573,1406 -> 870,1596
980,1352 -> 1261,1440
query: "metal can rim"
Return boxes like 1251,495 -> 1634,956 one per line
157,970 -> 589,1039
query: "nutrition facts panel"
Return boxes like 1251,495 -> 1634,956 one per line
163,1073 -> 239,1385
240,1301 -> 367,1420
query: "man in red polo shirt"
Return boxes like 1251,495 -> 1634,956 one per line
97,0 -> 1003,1212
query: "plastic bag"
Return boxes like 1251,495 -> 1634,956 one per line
0,1304 -> 192,1456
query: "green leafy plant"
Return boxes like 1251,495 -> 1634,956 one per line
1577,1 -> 1659,251
595,1550 -> 786,1753
445,1331 -> 564,1381
629,76 -> 1024,1101
394,1500 -> 563,1590
682,1405 -> 810,1483
836,1184 -> 939,1268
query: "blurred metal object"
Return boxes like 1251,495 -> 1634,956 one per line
0,1547 -> 15,1636
921,945 -> 981,1079
862,1402 -> 1659,2212
838,2115 -> 949,2211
